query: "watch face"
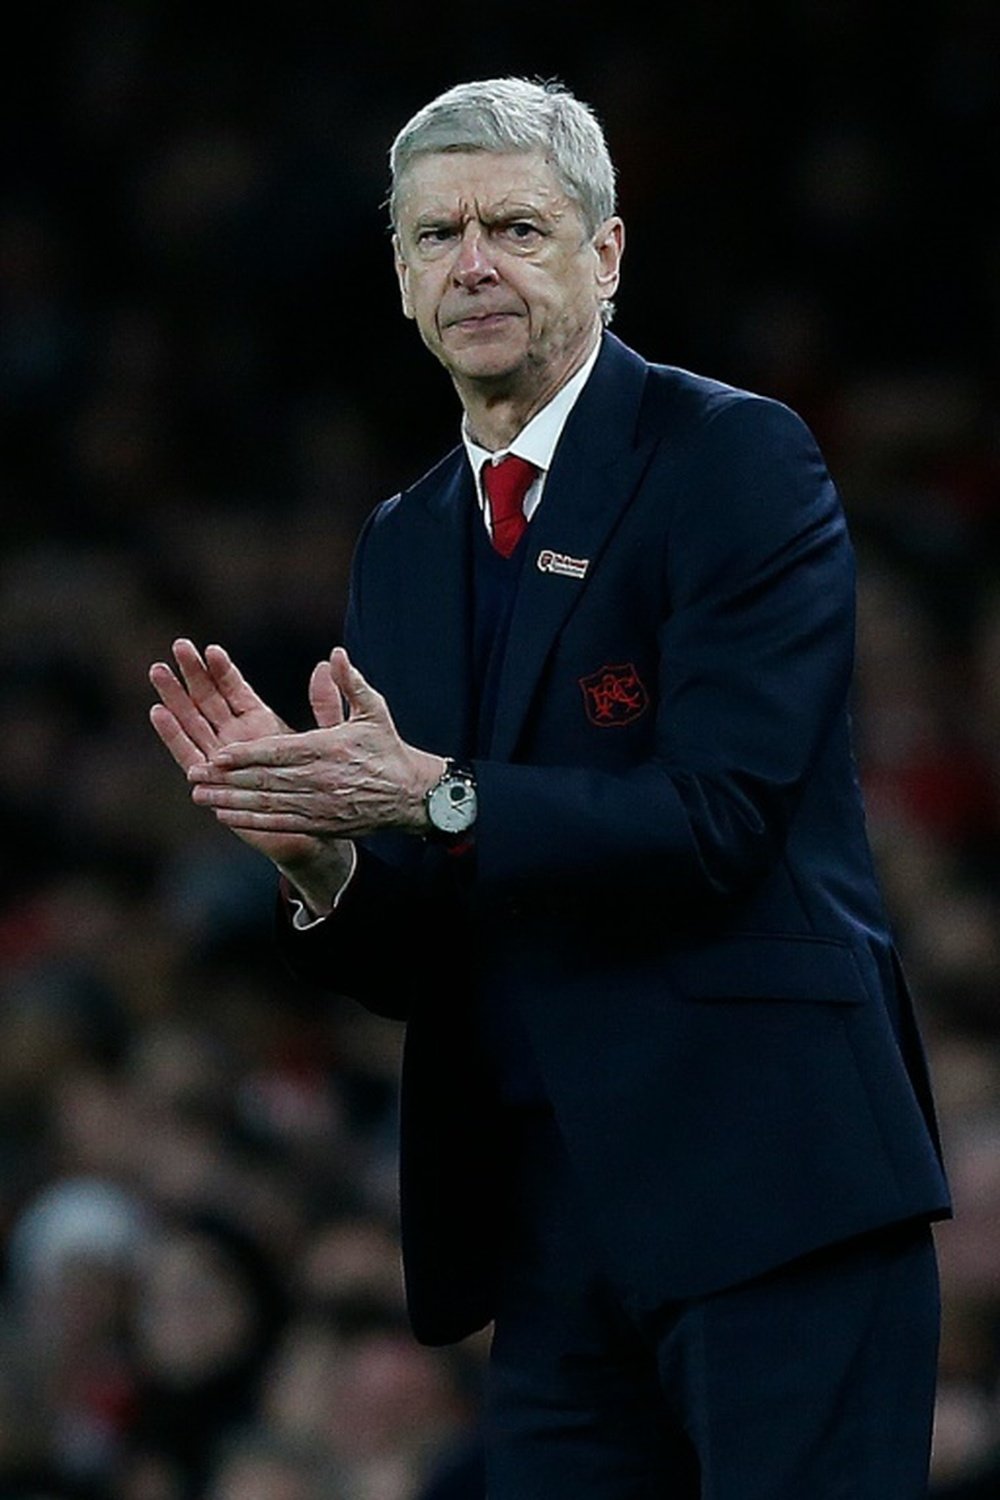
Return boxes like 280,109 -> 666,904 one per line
428,775 -> 477,834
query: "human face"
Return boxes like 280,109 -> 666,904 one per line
393,150 -> 623,404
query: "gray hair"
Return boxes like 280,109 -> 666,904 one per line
388,76 -> 617,237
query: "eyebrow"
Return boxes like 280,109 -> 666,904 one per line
411,201 -> 550,230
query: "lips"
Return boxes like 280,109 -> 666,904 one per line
444,309 -> 519,330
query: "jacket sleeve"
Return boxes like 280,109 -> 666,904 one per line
274,503 -> 470,1020
275,840 -> 466,1020
472,396 -> 857,909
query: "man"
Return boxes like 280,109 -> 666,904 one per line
150,77 -> 951,1498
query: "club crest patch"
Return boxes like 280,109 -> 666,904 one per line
579,663 -> 650,727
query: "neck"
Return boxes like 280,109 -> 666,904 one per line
459,331 -> 600,452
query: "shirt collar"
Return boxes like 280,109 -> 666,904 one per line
462,337 -> 602,512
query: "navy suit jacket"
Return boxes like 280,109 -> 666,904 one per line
281,333 -> 950,1346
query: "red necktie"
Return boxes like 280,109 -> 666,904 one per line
482,455 -> 538,558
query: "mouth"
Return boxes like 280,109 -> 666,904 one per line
444,310 -> 520,333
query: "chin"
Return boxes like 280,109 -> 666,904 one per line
448,345 -> 528,385
437,328 -> 526,380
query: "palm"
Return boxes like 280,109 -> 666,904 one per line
235,816 -> 317,868
150,640 -> 324,867
214,699 -> 285,747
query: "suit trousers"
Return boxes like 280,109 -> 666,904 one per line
485,1107 -> 940,1499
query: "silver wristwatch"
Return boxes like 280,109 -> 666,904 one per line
425,760 -> 477,840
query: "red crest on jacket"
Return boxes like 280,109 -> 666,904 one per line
579,662 -> 650,727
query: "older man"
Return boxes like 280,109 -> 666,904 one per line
151,77 -> 950,1499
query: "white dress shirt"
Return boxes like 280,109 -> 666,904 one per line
463,337 -> 601,539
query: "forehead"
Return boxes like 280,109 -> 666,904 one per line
396,149 -> 575,223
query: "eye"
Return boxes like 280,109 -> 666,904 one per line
415,226 -> 458,250
503,220 -> 541,242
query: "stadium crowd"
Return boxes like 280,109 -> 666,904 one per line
2,3 -> 999,1495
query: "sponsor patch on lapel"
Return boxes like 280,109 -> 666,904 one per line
537,548 -> 589,580
579,663 -> 650,727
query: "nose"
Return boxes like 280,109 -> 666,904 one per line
451,223 -> 499,289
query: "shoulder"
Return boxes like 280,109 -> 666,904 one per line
362,443 -> 468,533
642,357 -> 818,458
595,334 -> 824,469
595,342 -> 846,568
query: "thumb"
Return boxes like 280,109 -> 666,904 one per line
309,659 -> 345,729
330,646 -> 388,721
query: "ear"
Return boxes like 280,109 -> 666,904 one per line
393,234 -> 415,320
593,217 -> 625,301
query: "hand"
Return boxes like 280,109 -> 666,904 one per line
149,639 -> 352,887
187,647 -> 446,840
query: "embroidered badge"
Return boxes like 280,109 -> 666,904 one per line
579,663 -> 650,727
537,548 -> 589,580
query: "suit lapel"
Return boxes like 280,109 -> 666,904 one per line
488,336 -> 654,761
385,453 -> 477,760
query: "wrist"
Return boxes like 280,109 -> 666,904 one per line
277,839 -> 356,918
405,751 -> 448,834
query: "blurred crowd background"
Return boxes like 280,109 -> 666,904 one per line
2,3 -> 1000,1497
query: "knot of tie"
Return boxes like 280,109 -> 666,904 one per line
482,455 -> 538,558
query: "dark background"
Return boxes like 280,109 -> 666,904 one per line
2,4 -> 1000,1497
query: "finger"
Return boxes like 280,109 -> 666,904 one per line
150,704 -> 207,773
211,807 -> 320,832
196,733 -> 317,774
191,763 -> 306,791
204,643 -> 284,724
149,661 -> 217,755
329,647 -> 389,723
172,638 -> 239,733
309,659 -> 345,730
192,785 -> 309,813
